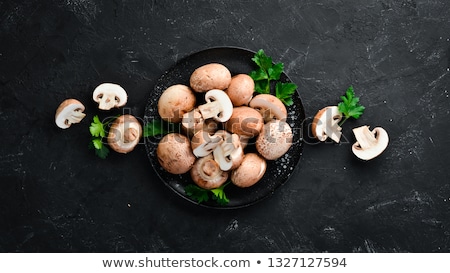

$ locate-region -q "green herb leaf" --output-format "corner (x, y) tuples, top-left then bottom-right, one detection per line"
(337, 86), (365, 125)
(89, 115), (105, 138)
(143, 119), (175, 137)
(95, 144), (109, 159)
(275, 82), (297, 106)
(185, 184), (210, 204)
(91, 138), (103, 150)
(210, 182), (230, 205)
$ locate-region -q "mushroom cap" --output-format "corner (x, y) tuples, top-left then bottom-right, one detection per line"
(249, 94), (287, 122)
(256, 119), (293, 160)
(226, 74), (255, 106)
(107, 115), (142, 154)
(352, 125), (389, 160)
(198, 89), (233, 122)
(157, 133), (195, 174)
(231, 153), (267, 188)
(55, 99), (86, 129)
(190, 63), (232, 92)
(191, 130), (223, 158)
(225, 106), (264, 138)
(190, 154), (229, 190)
(311, 106), (342, 143)
(158, 84), (196, 123)
(93, 83), (128, 110)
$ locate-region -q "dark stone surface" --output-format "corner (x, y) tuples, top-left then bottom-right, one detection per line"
(1, 0), (449, 252)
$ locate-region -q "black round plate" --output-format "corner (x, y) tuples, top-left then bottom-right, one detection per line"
(144, 46), (305, 209)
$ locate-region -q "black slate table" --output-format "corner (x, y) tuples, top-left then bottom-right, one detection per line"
(1, 0), (449, 252)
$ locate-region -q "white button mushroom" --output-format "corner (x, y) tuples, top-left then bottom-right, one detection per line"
(249, 94), (287, 123)
(107, 115), (142, 154)
(212, 130), (244, 171)
(190, 154), (229, 190)
(231, 153), (267, 188)
(352, 125), (389, 160)
(55, 99), (86, 129)
(92, 83), (128, 110)
(311, 106), (343, 143)
(197, 89), (233, 123)
(157, 133), (196, 174)
(256, 119), (293, 160)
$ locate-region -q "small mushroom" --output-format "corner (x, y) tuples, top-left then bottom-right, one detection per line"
(191, 130), (223, 158)
(158, 84), (196, 123)
(213, 130), (244, 171)
(249, 94), (287, 123)
(256, 119), (293, 160)
(190, 154), (229, 190)
(311, 106), (343, 143)
(55, 99), (86, 129)
(352, 125), (389, 160)
(226, 74), (255, 106)
(107, 115), (142, 154)
(93, 83), (128, 110)
(225, 106), (264, 138)
(157, 133), (196, 174)
(197, 89), (233, 122)
(231, 153), (267, 188)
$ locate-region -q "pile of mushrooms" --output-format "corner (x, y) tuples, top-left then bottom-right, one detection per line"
(156, 63), (294, 191)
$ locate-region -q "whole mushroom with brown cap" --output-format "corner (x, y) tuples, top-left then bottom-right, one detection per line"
(212, 130), (244, 171)
(249, 94), (287, 123)
(256, 119), (293, 160)
(158, 84), (196, 123)
(190, 154), (229, 190)
(157, 133), (196, 174)
(107, 115), (142, 154)
(225, 106), (264, 138)
(190, 63), (232, 92)
(93, 83), (128, 110)
(55, 99), (86, 129)
(352, 125), (389, 160)
(311, 106), (343, 143)
(226, 74), (255, 106)
(231, 153), (267, 188)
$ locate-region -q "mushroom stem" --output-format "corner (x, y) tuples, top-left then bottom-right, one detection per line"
(68, 110), (86, 124)
(352, 126), (377, 150)
(198, 100), (222, 120)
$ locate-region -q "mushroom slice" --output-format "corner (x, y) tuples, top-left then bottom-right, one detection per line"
(55, 99), (86, 129)
(311, 106), (343, 143)
(213, 130), (244, 171)
(352, 125), (389, 160)
(190, 154), (229, 190)
(93, 83), (128, 110)
(107, 115), (142, 154)
(231, 153), (267, 188)
(197, 89), (233, 122)
(191, 130), (223, 158)
(157, 133), (195, 174)
(249, 94), (287, 123)
(256, 120), (293, 160)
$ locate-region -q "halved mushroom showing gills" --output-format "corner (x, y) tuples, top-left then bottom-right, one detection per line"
(157, 133), (196, 174)
(197, 89), (233, 122)
(249, 94), (287, 123)
(107, 115), (142, 154)
(93, 83), (128, 110)
(352, 125), (389, 160)
(55, 99), (86, 129)
(311, 106), (343, 143)
(190, 154), (229, 190)
(191, 130), (223, 158)
(213, 130), (244, 171)
(231, 153), (267, 188)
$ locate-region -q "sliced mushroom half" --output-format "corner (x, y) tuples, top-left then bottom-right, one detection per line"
(107, 115), (142, 154)
(55, 99), (86, 129)
(93, 83), (128, 110)
(197, 89), (233, 122)
(213, 130), (244, 171)
(191, 130), (223, 158)
(311, 106), (343, 143)
(352, 125), (389, 160)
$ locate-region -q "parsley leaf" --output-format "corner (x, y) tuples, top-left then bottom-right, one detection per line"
(89, 115), (105, 137)
(249, 49), (298, 106)
(185, 182), (231, 205)
(89, 115), (117, 159)
(337, 86), (365, 125)
(143, 119), (175, 138)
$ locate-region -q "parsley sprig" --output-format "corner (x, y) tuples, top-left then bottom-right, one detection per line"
(89, 115), (117, 159)
(143, 118), (175, 138)
(185, 181), (231, 205)
(337, 86), (365, 126)
(249, 49), (298, 106)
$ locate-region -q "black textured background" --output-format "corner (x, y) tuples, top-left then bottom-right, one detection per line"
(1, 0), (449, 252)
